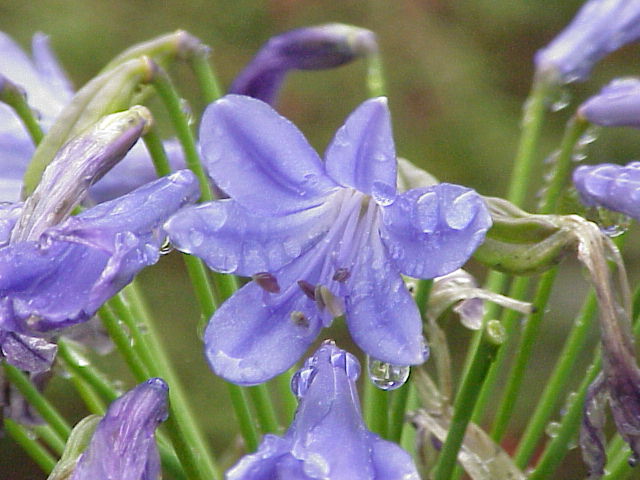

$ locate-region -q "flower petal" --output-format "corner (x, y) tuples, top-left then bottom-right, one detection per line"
(0, 332), (57, 373)
(370, 436), (421, 480)
(199, 94), (336, 215)
(226, 435), (295, 480)
(345, 234), (426, 366)
(325, 97), (397, 205)
(70, 378), (168, 480)
(31, 33), (74, 102)
(0, 170), (199, 332)
(165, 197), (335, 276)
(381, 184), (492, 278)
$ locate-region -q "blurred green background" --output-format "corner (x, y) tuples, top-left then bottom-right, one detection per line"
(2, 0), (640, 478)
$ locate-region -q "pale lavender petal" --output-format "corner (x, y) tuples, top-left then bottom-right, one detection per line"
(381, 184), (492, 278)
(573, 162), (640, 220)
(226, 435), (295, 479)
(535, 0), (640, 83)
(325, 97), (397, 205)
(345, 234), (426, 366)
(0, 202), (22, 245)
(31, 33), (74, 102)
(579, 78), (640, 128)
(70, 378), (168, 480)
(199, 95), (336, 216)
(165, 197), (335, 276)
(370, 437), (421, 480)
(0, 170), (199, 332)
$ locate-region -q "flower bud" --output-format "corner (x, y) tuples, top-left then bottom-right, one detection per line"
(578, 78), (640, 128)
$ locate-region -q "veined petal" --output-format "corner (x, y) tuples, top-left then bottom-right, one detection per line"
(0, 170), (199, 332)
(199, 94), (336, 215)
(345, 233), (426, 366)
(325, 97), (397, 205)
(1, 332), (57, 373)
(70, 378), (168, 480)
(204, 281), (322, 385)
(381, 184), (491, 278)
(165, 197), (335, 276)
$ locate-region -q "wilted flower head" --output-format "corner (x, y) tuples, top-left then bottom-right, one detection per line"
(165, 94), (491, 385)
(68, 378), (169, 480)
(573, 161), (640, 221)
(227, 341), (420, 480)
(229, 23), (378, 104)
(534, 0), (640, 83)
(578, 78), (640, 128)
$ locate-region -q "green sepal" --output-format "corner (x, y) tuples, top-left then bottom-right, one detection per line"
(46, 415), (101, 480)
(474, 197), (577, 275)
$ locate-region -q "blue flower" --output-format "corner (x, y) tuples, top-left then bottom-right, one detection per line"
(70, 378), (169, 480)
(578, 78), (640, 128)
(230, 23), (377, 104)
(534, 0), (640, 83)
(573, 161), (640, 221)
(165, 94), (491, 385)
(227, 342), (420, 480)
(0, 31), (185, 204)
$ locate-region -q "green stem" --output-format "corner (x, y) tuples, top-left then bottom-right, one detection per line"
(514, 291), (597, 467)
(33, 424), (66, 456)
(4, 419), (56, 473)
(527, 358), (601, 480)
(190, 50), (223, 103)
(227, 383), (260, 451)
(0, 78), (45, 144)
(2, 363), (71, 440)
(432, 326), (502, 480)
(490, 268), (558, 442)
(367, 53), (386, 98)
(248, 385), (281, 434)
(68, 374), (106, 415)
(400, 382), (419, 453)
(143, 126), (172, 176)
(150, 65), (213, 202)
(364, 378), (389, 438)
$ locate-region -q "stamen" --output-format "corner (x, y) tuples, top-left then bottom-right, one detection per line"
(297, 280), (316, 300)
(332, 267), (351, 282)
(290, 310), (309, 328)
(252, 272), (281, 293)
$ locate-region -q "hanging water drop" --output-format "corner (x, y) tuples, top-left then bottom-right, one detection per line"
(550, 88), (571, 112)
(179, 98), (195, 126)
(545, 421), (561, 438)
(594, 207), (631, 237)
(367, 356), (410, 390)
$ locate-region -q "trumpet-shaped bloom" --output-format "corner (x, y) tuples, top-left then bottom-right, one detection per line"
(227, 342), (420, 480)
(70, 378), (169, 480)
(534, 0), (640, 83)
(578, 78), (640, 128)
(230, 23), (377, 104)
(573, 161), (640, 220)
(165, 94), (491, 385)
(0, 170), (199, 370)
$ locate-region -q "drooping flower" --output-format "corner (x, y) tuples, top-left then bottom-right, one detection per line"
(534, 0), (640, 83)
(577, 78), (640, 128)
(573, 161), (640, 221)
(227, 341), (420, 480)
(68, 378), (169, 480)
(230, 23), (378, 104)
(0, 108), (200, 372)
(165, 94), (491, 385)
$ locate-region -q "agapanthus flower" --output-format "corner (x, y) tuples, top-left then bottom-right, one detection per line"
(69, 378), (169, 480)
(165, 94), (491, 385)
(534, 0), (640, 83)
(230, 23), (378, 104)
(578, 78), (640, 128)
(0, 108), (199, 372)
(573, 161), (640, 221)
(0, 30), (185, 204)
(227, 341), (420, 480)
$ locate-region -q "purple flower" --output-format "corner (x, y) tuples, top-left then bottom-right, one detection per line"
(230, 23), (378, 105)
(573, 161), (640, 220)
(227, 342), (420, 480)
(534, 0), (640, 83)
(165, 94), (491, 385)
(578, 78), (640, 128)
(0, 31), (185, 204)
(70, 378), (169, 480)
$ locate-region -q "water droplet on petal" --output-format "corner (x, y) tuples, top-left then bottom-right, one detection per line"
(290, 365), (316, 398)
(367, 356), (410, 390)
(371, 181), (396, 206)
(159, 238), (174, 255)
(415, 191), (439, 233)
